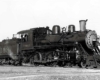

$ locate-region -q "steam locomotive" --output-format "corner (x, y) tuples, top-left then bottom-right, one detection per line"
(0, 20), (100, 68)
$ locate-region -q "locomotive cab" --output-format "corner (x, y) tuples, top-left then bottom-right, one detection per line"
(17, 27), (52, 50)
(17, 29), (33, 50)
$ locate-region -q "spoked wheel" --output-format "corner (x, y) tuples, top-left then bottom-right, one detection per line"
(49, 61), (58, 67)
(76, 43), (89, 68)
(57, 61), (66, 67)
(46, 51), (58, 67)
(78, 55), (87, 68)
(33, 52), (42, 66)
(46, 52), (53, 61)
(80, 59), (87, 68)
(13, 60), (21, 66)
(30, 57), (34, 66)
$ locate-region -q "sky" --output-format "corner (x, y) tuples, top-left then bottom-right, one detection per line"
(0, 0), (100, 41)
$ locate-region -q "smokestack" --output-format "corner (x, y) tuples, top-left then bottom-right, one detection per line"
(79, 19), (88, 31)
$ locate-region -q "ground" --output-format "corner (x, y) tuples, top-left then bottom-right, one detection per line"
(0, 65), (100, 80)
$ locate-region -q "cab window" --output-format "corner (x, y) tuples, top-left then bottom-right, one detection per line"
(21, 34), (28, 42)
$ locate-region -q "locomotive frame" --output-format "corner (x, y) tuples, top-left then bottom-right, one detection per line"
(0, 20), (100, 68)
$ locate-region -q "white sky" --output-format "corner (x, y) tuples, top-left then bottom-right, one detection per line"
(0, 0), (100, 41)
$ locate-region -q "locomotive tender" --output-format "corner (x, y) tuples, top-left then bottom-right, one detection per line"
(0, 20), (100, 68)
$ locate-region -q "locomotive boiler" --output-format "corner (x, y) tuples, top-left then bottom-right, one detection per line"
(0, 20), (100, 68)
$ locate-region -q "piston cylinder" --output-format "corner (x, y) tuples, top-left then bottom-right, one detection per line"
(52, 25), (60, 34)
(68, 25), (75, 32)
(79, 19), (87, 31)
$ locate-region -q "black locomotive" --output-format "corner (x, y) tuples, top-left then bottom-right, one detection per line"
(0, 20), (100, 68)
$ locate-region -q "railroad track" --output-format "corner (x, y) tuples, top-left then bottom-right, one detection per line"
(0, 66), (100, 80)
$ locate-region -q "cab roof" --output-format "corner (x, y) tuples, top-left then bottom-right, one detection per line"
(17, 29), (30, 34)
